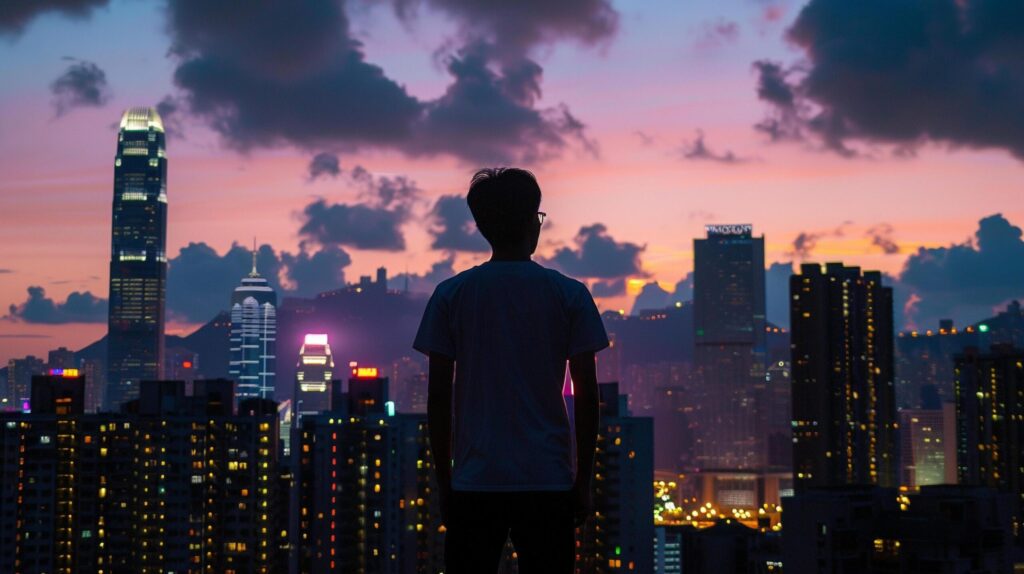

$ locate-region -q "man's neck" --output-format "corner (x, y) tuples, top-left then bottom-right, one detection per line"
(489, 249), (531, 262)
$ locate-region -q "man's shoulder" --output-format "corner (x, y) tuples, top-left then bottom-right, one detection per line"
(534, 263), (589, 295)
(431, 266), (479, 296)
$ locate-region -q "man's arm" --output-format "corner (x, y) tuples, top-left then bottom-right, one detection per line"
(426, 351), (455, 524)
(569, 351), (599, 526)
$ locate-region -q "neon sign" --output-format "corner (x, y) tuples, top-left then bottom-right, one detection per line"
(49, 368), (79, 378)
(706, 224), (752, 237)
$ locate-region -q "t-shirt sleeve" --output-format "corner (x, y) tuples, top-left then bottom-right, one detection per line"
(413, 288), (456, 358)
(568, 283), (610, 357)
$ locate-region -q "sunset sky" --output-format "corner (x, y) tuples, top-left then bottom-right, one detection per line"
(2, 0), (1024, 364)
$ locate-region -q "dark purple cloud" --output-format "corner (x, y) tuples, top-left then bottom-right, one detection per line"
(545, 224), (644, 279)
(413, 42), (595, 164)
(680, 129), (748, 163)
(392, 0), (618, 58)
(786, 221), (851, 259)
(867, 223), (900, 255)
(6, 286), (106, 324)
(299, 166), (422, 251)
(50, 59), (111, 116)
(897, 213), (1024, 328)
(754, 0), (1024, 159)
(165, 0), (606, 164)
(167, 241), (354, 322)
(308, 152), (341, 181)
(0, 0), (108, 35)
(592, 278), (626, 298)
(428, 194), (489, 253)
(280, 244), (352, 297)
(299, 200), (409, 252)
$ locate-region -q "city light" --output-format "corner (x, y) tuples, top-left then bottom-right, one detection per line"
(304, 333), (328, 346)
(48, 368), (79, 378)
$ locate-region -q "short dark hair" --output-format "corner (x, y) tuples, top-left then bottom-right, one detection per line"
(466, 168), (542, 248)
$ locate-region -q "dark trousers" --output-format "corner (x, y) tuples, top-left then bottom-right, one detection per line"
(445, 490), (575, 574)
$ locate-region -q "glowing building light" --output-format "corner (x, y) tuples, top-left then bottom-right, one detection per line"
(48, 368), (80, 378)
(304, 333), (329, 346)
(354, 367), (379, 378)
(978, 324), (989, 333)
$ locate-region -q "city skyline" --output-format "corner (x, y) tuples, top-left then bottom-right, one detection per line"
(3, 0), (1024, 363)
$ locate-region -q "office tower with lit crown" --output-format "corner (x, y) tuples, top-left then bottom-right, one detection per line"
(106, 107), (168, 410)
(294, 334), (334, 425)
(692, 224), (766, 469)
(954, 345), (1024, 546)
(790, 263), (897, 490)
(576, 383), (654, 574)
(297, 368), (442, 574)
(230, 249), (278, 401)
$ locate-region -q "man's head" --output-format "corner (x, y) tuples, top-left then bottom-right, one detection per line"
(467, 168), (543, 255)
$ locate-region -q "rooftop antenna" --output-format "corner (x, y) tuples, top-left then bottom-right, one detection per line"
(249, 237), (259, 277)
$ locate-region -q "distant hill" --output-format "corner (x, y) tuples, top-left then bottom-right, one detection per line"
(74, 311), (231, 380)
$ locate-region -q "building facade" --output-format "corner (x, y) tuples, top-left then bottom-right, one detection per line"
(294, 334), (335, 426)
(106, 107), (168, 410)
(692, 224), (766, 470)
(790, 263), (897, 490)
(229, 252), (278, 401)
(296, 372), (441, 573)
(576, 383), (654, 574)
(0, 377), (288, 574)
(783, 485), (1013, 574)
(954, 345), (1024, 546)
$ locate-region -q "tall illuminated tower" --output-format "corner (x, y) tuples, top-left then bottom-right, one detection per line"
(294, 334), (334, 425)
(229, 247), (277, 401)
(790, 263), (896, 490)
(692, 224), (766, 469)
(105, 107), (168, 410)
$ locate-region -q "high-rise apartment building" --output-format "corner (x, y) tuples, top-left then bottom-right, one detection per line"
(294, 334), (335, 425)
(692, 224), (766, 469)
(296, 374), (441, 573)
(5, 355), (45, 411)
(954, 345), (1024, 546)
(106, 107), (168, 409)
(576, 383), (654, 574)
(790, 263), (897, 490)
(899, 406), (956, 489)
(0, 377), (288, 573)
(230, 250), (278, 401)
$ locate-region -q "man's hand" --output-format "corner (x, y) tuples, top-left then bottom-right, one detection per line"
(572, 480), (593, 527)
(569, 351), (599, 528)
(427, 352), (455, 528)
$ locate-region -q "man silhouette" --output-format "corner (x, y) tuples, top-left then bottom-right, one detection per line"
(414, 168), (608, 573)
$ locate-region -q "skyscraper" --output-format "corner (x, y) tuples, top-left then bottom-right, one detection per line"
(576, 383), (654, 574)
(230, 248), (278, 401)
(294, 334), (334, 425)
(790, 263), (897, 490)
(296, 376), (442, 573)
(0, 378), (289, 573)
(106, 107), (168, 410)
(954, 345), (1024, 546)
(692, 224), (766, 469)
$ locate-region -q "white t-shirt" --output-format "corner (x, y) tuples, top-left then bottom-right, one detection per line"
(413, 260), (609, 492)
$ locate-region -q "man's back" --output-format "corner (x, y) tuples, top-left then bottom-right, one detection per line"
(414, 260), (607, 490)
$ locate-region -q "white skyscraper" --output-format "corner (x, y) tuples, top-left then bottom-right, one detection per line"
(229, 248), (277, 400)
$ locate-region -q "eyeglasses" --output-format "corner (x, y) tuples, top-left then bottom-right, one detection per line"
(537, 211), (547, 225)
